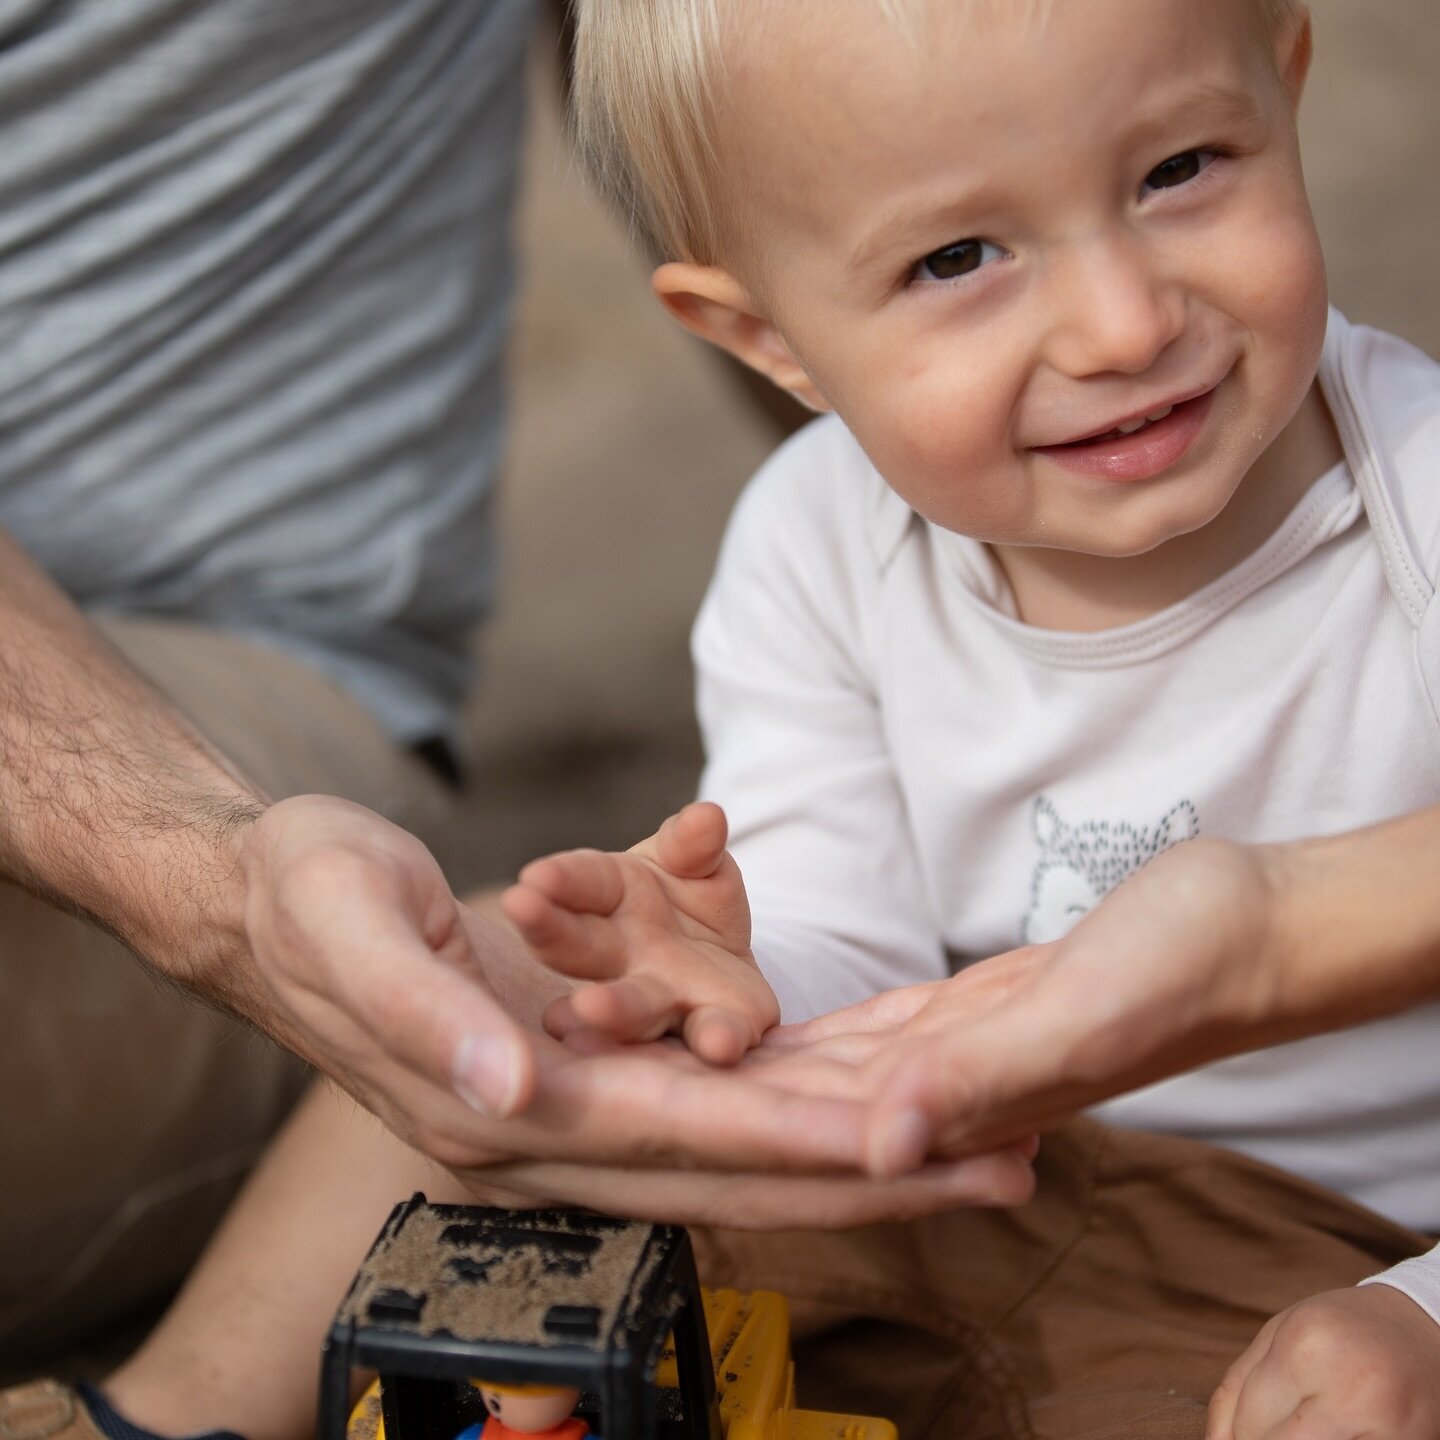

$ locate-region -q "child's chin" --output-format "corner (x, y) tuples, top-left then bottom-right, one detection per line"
(1068, 501), (1230, 562)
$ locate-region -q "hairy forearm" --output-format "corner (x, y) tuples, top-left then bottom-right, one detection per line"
(1265, 807), (1440, 1029)
(0, 529), (266, 990)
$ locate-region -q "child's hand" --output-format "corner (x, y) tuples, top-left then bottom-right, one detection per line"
(1206, 1285), (1440, 1440)
(500, 802), (778, 1065)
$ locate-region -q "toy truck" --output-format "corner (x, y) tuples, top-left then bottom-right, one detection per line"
(321, 1196), (895, 1440)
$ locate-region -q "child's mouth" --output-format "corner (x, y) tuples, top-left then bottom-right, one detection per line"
(1032, 388), (1218, 482)
(1078, 403), (1177, 444)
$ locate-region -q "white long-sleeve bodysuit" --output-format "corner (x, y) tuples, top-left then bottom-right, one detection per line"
(693, 310), (1440, 1313)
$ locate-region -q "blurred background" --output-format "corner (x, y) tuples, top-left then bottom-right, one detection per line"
(451, 0), (1440, 888)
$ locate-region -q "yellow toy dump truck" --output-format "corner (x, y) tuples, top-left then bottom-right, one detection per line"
(322, 1196), (894, 1440)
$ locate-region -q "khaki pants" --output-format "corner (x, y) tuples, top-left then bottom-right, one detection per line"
(0, 617), (455, 1360)
(695, 1119), (1433, 1440)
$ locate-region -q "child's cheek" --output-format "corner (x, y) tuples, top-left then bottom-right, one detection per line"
(1214, 166), (1328, 356)
(1245, 215), (1325, 328)
(864, 368), (1018, 536)
(1236, 212), (1329, 429)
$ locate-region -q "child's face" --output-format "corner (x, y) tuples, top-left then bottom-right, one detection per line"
(664, 0), (1331, 571)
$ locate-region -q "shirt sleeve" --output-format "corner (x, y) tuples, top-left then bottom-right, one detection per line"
(692, 426), (948, 1023)
(1358, 1241), (1440, 1327)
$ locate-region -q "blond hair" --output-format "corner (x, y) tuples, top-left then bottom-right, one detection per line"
(572, 0), (1302, 266)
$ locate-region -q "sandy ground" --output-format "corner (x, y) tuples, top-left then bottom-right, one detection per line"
(454, 0), (1440, 886)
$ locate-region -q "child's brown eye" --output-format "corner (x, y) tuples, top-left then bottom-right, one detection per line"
(1145, 150), (1207, 191)
(916, 238), (1004, 283)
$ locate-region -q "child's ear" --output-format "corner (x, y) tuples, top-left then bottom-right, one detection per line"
(652, 263), (831, 413)
(1274, 5), (1314, 112)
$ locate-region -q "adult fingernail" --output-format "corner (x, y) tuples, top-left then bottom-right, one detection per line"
(868, 1106), (931, 1178)
(453, 1034), (523, 1117)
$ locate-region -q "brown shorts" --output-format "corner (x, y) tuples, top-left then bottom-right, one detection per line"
(0, 616), (455, 1361)
(693, 1118), (1432, 1440)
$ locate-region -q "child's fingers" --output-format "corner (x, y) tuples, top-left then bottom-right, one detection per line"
(1205, 1314), (1282, 1440)
(1226, 1363), (1306, 1440)
(635, 801), (729, 880)
(558, 1028), (691, 1060)
(543, 993), (687, 1046)
(564, 973), (686, 1043)
(543, 991), (587, 1040)
(500, 884), (629, 979)
(514, 849), (626, 916)
(548, 987), (767, 1067)
(683, 1004), (763, 1066)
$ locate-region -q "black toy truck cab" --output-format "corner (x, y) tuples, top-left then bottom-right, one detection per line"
(320, 1197), (895, 1440)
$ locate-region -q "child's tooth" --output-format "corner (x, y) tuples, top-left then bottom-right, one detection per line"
(1116, 418), (1148, 435)
(1146, 404), (1175, 423)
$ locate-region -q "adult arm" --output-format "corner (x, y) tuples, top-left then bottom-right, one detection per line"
(0, 526), (266, 985)
(1, 529), (929, 1198)
(0, 526), (545, 1115)
(763, 812), (1440, 1171)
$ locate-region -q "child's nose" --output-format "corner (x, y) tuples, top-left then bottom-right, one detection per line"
(1043, 233), (1186, 379)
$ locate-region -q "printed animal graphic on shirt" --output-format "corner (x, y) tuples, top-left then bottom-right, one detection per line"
(1021, 795), (1200, 944)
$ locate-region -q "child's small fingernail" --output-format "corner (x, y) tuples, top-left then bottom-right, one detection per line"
(453, 1033), (524, 1118)
(868, 1106), (931, 1177)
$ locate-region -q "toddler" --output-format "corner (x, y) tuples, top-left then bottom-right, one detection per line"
(512, 0), (1440, 1431)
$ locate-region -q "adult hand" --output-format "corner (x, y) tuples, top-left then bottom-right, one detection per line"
(827, 823), (1440, 1174)
(767, 838), (1299, 1174)
(233, 795), (1038, 1221)
(1206, 1285), (1440, 1440)
(231, 794), (542, 1120)
(471, 1146), (1035, 1230)
(861, 837), (1303, 1172)
(453, 1028), (1037, 1228)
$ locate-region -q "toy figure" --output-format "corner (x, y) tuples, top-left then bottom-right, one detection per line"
(456, 1380), (590, 1440)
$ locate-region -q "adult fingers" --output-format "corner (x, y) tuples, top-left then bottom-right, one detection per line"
(244, 798), (545, 1120)
(348, 1029), (879, 1178)
(865, 968), (1139, 1171)
(376, 1014), (933, 1178)
(565, 1028), (883, 1102)
(530, 1052), (876, 1172)
(275, 873), (538, 1120)
(382, 1037), (870, 1175)
(759, 1029), (893, 1067)
(761, 983), (945, 1047)
(769, 952), (1042, 1054)
(471, 1145), (1037, 1230)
